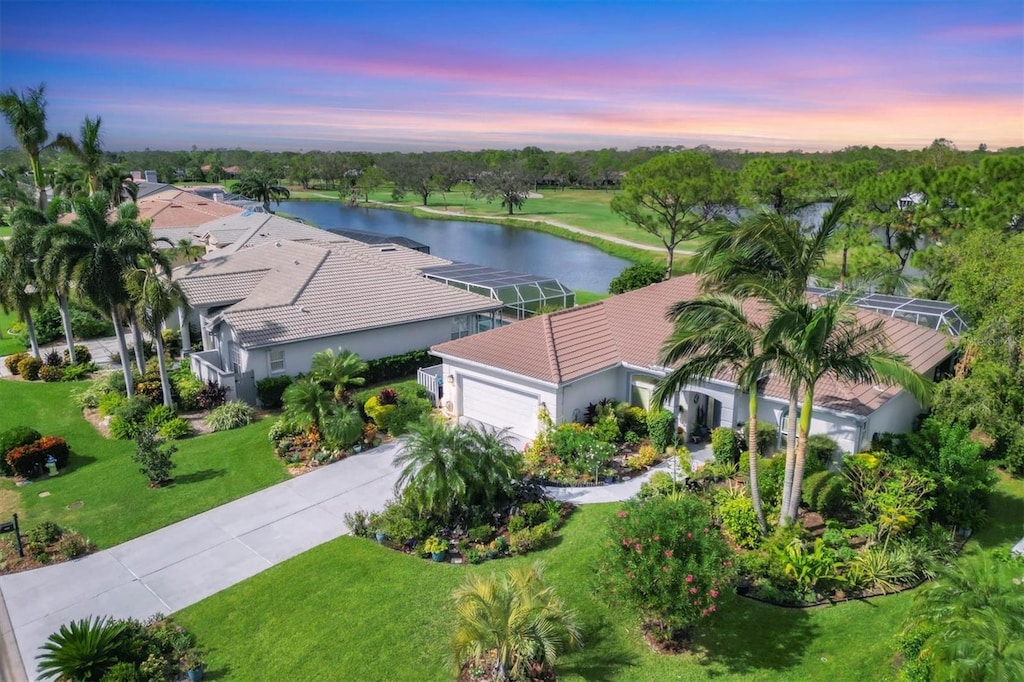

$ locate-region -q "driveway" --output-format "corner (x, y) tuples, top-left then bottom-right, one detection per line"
(0, 441), (405, 681)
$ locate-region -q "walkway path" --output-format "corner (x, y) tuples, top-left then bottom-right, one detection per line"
(0, 436), (712, 680)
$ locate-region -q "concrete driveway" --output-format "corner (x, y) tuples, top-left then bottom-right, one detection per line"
(0, 440), (405, 681)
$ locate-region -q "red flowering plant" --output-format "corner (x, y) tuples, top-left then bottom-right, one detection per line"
(605, 494), (734, 642)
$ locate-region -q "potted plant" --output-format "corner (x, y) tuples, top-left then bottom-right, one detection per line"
(424, 535), (449, 562)
(374, 530), (387, 544)
(181, 647), (207, 682)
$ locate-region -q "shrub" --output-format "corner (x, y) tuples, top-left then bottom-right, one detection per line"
(756, 421), (778, 456)
(637, 471), (678, 499)
(806, 434), (839, 471)
(592, 411), (620, 444)
(197, 380), (227, 410)
(467, 524), (495, 543)
(509, 522), (555, 554)
(343, 509), (373, 538)
(57, 534), (90, 560)
(0, 426), (41, 475)
(160, 327), (181, 357)
(172, 368), (204, 411)
(363, 348), (433, 385)
(29, 520), (65, 545)
(5, 436), (69, 478)
(205, 400), (255, 431)
(608, 261), (665, 294)
(711, 427), (741, 464)
(626, 444), (658, 472)
(143, 405), (176, 430)
(4, 352), (28, 374)
(363, 394), (395, 426)
(256, 375), (293, 409)
(44, 349), (64, 367)
(758, 456), (787, 509)
(605, 494), (734, 640)
(718, 495), (763, 549)
(109, 396), (153, 440)
(62, 364), (96, 381)
(801, 470), (846, 515)
(381, 394), (432, 435)
(615, 404), (648, 438)
(133, 427), (176, 486)
(775, 538), (843, 597)
(97, 392), (126, 417)
(377, 387), (399, 405)
(157, 417), (193, 441)
(17, 356), (43, 380)
(64, 345), (92, 366)
(647, 408), (675, 453)
(70, 377), (107, 409)
(846, 545), (917, 593)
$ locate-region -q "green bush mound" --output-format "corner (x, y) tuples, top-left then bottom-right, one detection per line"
(0, 425), (42, 476)
(801, 470), (846, 515)
(360, 382), (431, 435)
(256, 375), (293, 409)
(205, 401), (256, 432)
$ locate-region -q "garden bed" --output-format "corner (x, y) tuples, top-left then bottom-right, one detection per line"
(0, 522), (95, 575)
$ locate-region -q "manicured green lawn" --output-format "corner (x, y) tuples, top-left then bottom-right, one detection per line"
(574, 290), (611, 306)
(179, 503), (913, 681)
(0, 225), (11, 238)
(0, 380), (289, 547)
(0, 309), (25, 356)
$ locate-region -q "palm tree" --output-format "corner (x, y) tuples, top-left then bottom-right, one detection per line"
(0, 218), (43, 359)
(0, 83), (50, 212)
(52, 116), (105, 196)
(36, 616), (126, 682)
(233, 170), (290, 211)
(653, 295), (776, 532)
(99, 162), (138, 206)
(282, 378), (334, 440)
(692, 196), (856, 523)
(452, 563), (582, 681)
(902, 553), (1024, 681)
(394, 417), (471, 518)
(767, 295), (931, 522)
(308, 347), (367, 403)
(39, 192), (151, 395)
(125, 255), (183, 407)
(463, 425), (520, 510)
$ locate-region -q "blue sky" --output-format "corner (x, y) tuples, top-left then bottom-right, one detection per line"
(1, 0), (1021, 151)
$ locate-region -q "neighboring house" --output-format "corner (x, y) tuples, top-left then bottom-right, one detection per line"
(172, 238), (502, 403)
(430, 275), (955, 453)
(134, 186), (245, 230)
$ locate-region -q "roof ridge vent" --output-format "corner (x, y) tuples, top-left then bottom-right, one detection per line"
(297, 305), (308, 313)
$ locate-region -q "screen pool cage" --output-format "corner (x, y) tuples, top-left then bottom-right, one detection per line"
(808, 286), (969, 336)
(420, 262), (575, 319)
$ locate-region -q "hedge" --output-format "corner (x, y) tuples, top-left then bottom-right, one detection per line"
(5, 436), (70, 478)
(801, 470), (846, 515)
(0, 426), (42, 477)
(256, 375), (293, 408)
(364, 349), (434, 385)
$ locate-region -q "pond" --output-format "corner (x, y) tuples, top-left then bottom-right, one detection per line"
(275, 201), (632, 293)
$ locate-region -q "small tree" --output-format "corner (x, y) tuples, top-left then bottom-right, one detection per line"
(472, 164), (531, 215)
(605, 493), (733, 642)
(608, 261), (665, 294)
(133, 426), (176, 487)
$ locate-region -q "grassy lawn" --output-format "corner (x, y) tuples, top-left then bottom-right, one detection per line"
(179, 503), (914, 681)
(0, 309), (25, 356)
(0, 225), (11, 238)
(0, 380), (289, 547)
(574, 290), (611, 306)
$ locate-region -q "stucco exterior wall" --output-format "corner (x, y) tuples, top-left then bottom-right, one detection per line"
(558, 368), (624, 423)
(864, 390), (926, 448)
(439, 359), (558, 431)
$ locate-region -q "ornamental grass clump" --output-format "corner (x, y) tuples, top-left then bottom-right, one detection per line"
(605, 493), (734, 644)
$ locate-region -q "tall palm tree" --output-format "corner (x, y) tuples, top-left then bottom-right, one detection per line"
(393, 417), (471, 519)
(308, 347), (367, 403)
(233, 170), (290, 211)
(52, 116), (105, 196)
(767, 295), (931, 522)
(99, 163), (138, 207)
(452, 563), (582, 682)
(125, 255), (183, 407)
(902, 553), (1024, 681)
(0, 218), (43, 359)
(282, 378), (335, 440)
(653, 295), (777, 532)
(39, 192), (151, 395)
(0, 83), (50, 212)
(692, 196), (856, 523)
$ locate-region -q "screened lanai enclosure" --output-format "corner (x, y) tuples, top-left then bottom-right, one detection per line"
(420, 262), (575, 320)
(808, 286), (969, 336)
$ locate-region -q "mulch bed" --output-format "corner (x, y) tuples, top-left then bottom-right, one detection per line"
(642, 622), (694, 655)
(457, 659), (556, 681)
(0, 531), (96, 576)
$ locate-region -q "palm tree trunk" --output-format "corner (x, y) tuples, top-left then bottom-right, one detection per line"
(56, 289), (76, 364)
(747, 391), (767, 533)
(779, 383), (800, 525)
(112, 305), (135, 397)
(30, 154), (47, 213)
(129, 311), (146, 374)
(786, 391), (815, 522)
(153, 323), (173, 408)
(22, 305), (40, 360)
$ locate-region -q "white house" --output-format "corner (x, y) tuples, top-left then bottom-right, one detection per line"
(173, 238), (502, 402)
(430, 275), (955, 454)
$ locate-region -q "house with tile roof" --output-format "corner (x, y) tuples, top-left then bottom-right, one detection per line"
(173, 238), (502, 403)
(430, 275), (955, 454)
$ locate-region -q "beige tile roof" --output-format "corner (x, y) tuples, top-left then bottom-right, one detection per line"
(174, 240), (501, 349)
(137, 188), (244, 229)
(432, 275), (953, 416)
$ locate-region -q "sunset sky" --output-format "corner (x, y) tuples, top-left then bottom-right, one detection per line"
(1, 0), (1021, 152)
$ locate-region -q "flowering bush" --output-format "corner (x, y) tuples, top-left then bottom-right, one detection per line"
(605, 493), (734, 641)
(5, 436), (70, 478)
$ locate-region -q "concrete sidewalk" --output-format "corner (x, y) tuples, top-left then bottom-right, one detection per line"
(0, 441), (405, 681)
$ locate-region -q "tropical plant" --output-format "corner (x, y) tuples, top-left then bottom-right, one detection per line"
(38, 193), (153, 396)
(899, 552), (1024, 681)
(308, 347), (367, 403)
(233, 170), (290, 211)
(0, 83), (50, 211)
(52, 116), (106, 196)
(0, 212), (44, 358)
(281, 377), (362, 449)
(36, 616), (126, 681)
(452, 563), (582, 681)
(125, 253), (184, 407)
(205, 401), (256, 431)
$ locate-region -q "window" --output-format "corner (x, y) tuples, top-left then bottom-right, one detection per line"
(229, 345), (242, 374)
(451, 315), (470, 340)
(269, 348), (285, 374)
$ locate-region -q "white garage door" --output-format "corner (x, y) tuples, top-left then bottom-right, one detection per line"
(461, 378), (539, 438)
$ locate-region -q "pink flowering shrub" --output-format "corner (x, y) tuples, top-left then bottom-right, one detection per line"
(605, 494), (734, 641)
